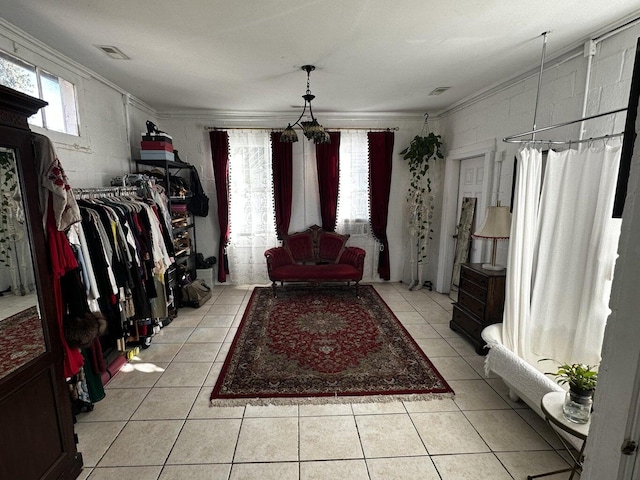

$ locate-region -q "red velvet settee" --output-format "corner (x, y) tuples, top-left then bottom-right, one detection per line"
(264, 225), (366, 297)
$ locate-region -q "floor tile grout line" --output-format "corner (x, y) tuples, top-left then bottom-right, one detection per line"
(351, 404), (371, 475)
(81, 282), (564, 476)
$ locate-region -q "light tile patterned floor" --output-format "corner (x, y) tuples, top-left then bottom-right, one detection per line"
(76, 283), (573, 480)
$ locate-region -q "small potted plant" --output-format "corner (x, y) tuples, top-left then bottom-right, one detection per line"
(546, 362), (598, 424)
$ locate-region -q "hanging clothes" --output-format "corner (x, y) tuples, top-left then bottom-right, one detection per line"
(45, 199), (84, 377)
(32, 133), (81, 231)
(32, 133), (85, 378)
(71, 189), (175, 357)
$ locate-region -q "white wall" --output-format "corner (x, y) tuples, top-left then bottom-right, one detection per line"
(158, 113), (432, 283)
(437, 24), (640, 280)
(0, 19), (156, 188)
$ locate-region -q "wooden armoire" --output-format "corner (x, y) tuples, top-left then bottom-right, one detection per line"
(0, 85), (82, 479)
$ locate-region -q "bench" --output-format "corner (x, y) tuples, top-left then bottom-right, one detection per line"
(264, 225), (366, 297)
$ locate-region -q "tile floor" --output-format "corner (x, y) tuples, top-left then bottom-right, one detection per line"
(76, 283), (575, 480)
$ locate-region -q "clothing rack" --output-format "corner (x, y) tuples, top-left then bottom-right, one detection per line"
(74, 186), (140, 199)
(503, 107), (627, 145)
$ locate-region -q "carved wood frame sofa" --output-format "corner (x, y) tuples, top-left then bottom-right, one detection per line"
(264, 225), (366, 297)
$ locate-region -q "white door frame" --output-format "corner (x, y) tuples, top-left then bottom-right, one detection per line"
(436, 139), (496, 293)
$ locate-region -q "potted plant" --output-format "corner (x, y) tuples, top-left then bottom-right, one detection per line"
(546, 362), (598, 424)
(400, 131), (443, 289)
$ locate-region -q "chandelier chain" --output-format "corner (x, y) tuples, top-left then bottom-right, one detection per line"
(280, 65), (330, 144)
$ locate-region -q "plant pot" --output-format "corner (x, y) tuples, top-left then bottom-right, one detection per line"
(562, 388), (594, 424)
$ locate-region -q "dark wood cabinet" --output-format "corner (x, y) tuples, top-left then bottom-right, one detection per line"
(0, 85), (82, 479)
(450, 263), (506, 355)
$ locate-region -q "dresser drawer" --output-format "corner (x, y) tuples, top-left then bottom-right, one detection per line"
(451, 305), (482, 340)
(461, 265), (489, 289)
(460, 275), (487, 300)
(458, 290), (485, 319)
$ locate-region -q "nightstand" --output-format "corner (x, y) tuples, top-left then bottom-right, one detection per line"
(528, 391), (589, 480)
(450, 263), (506, 354)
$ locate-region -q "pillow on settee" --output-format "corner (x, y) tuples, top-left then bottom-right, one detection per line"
(284, 232), (314, 262)
(318, 232), (348, 263)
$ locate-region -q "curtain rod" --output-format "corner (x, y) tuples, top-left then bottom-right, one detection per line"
(204, 126), (399, 132)
(503, 107), (627, 144)
(503, 132), (624, 145)
(75, 186), (140, 199)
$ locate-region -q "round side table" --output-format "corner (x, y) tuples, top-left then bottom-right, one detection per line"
(527, 391), (590, 480)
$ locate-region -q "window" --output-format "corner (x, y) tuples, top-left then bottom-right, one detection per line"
(337, 130), (370, 224)
(0, 50), (79, 135)
(227, 130), (277, 284)
(336, 130), (380, 280)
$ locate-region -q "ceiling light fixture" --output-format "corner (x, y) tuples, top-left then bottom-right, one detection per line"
(280, 65), (330, 144)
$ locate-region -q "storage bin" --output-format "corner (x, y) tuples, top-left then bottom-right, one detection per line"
(196, 268), (214, 286)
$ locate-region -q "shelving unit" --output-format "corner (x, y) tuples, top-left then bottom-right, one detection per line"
(135, 159), (198, 305)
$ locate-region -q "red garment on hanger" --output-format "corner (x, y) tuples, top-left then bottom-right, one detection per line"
(46, 199), (84, 377)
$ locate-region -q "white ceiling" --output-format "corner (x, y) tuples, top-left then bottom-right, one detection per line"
(1, 1), (639, 115)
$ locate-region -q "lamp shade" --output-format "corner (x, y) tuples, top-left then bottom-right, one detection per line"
(474, 206), (511, 239)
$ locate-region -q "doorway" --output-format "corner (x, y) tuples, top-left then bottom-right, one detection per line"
(457, 156), (485, 263)
(436, 139), (496, 293)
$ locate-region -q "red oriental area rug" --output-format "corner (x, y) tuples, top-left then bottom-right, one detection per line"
(210, 286), (453, 406)
(0, 306), (45, 379)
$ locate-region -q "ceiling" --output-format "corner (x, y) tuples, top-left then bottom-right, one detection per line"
(1, 1), (639, 116)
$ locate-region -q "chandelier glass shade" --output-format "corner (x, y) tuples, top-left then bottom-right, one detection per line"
(281, 65), (330, 144)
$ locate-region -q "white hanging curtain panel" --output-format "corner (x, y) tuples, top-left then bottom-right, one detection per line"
(336, 130), (380, 281)
(502, 146), (542, 362)
(227, 130), (278, 285)
(504, 144), (621, 367)
(529, 145), (621, 365)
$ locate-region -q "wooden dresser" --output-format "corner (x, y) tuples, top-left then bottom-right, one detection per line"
(450, 263), (506, 355)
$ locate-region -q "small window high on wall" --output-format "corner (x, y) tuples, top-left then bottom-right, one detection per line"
(0, 50), (79, 136)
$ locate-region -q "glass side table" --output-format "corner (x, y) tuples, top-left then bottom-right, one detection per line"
(527, 391), (590, 480)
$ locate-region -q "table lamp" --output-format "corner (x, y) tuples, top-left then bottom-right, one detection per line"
(473, 205), (511, 271)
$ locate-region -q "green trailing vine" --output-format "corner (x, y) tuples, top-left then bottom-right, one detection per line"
(0, 149), (18, 266)
(400, 132), (444, 263)
(401, 133), (444, 194)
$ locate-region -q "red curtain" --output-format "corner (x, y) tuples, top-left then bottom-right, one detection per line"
(209, 130), (230, 282)
(315, 131), (341, 232)
(270, 132), (293, 239)
(368, 131), (394, 280)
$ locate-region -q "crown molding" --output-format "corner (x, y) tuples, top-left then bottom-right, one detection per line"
(0, 17), (156, 113)
(158, 109), (424, 124)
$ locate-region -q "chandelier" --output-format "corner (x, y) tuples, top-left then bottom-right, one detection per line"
(280, 65), (330, 144)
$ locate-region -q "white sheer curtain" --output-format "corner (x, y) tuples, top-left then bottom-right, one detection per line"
(336, 130), (380, 280)
(504, 144), (621, 367)
(227, 130), (278, 285)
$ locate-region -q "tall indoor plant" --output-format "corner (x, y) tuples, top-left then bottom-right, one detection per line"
(400, 130), (443, 289)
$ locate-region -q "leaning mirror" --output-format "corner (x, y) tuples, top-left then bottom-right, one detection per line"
(450, 197), (477, 302)
(0, 146), (43, 380)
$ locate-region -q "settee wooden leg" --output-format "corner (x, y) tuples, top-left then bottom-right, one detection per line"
(272, 282), (277, 298)
(355, 282), (360, 298)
